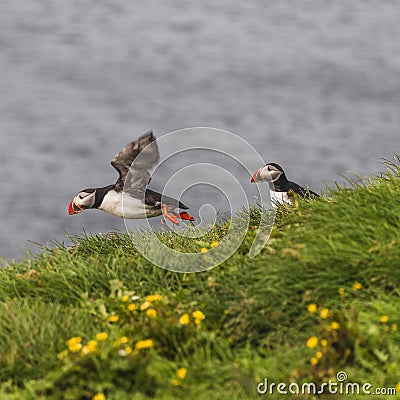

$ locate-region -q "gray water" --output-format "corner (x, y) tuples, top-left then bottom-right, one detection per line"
(1, 1), (400, 261)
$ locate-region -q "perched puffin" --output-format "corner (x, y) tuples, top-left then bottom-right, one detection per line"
(68, 131), (194, 225)
(251, 163), (319, 205)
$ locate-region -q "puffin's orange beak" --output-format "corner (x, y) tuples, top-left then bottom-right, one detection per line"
(68, 198), (82, 215)
(251, 169), (261, 183)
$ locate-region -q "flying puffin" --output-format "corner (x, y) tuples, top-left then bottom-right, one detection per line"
(251, 162), (319, 205)
(68, 130), (194, 225)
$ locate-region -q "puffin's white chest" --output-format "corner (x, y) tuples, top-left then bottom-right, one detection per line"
(98, 191), (162, 219)
(270, 190), (291, 207)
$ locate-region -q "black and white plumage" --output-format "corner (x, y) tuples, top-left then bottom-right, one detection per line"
(68, 131), (194, 224)
(251, 162), (319, 205)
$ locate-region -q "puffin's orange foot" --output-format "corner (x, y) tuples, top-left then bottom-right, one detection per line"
(179, 211), (194, 221)
(164, 213), (179, 225)
(162, 204), (179, 225)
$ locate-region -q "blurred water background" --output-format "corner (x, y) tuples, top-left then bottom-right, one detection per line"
(1, 1), (400, 261)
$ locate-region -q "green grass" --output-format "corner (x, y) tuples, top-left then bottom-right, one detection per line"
(0, 160), (400, 399)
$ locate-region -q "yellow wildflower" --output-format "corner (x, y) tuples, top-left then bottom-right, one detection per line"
(67, 336), (82, 345)
(352, 282), (362, 290)
(68, 342), (82, 353)
(96, 332), (108, 341)
(392, 324), (397, 331)
(319, 308), (329, 319)
(307, 303), (317, 313)
(316, 351), (323, 359)
(306, 336), (318, 349)
(192, 310), (205, 324)
(57, 350), (69, 360)
(119, 336), (129, 345)
(177, 367), (187, 379)
(128, 303), (137, 312)
(86, 340), (97, 352)
(201, 247), (208, 253)
(135, 339), (154, 350)
(121, 295), (129, 302)
(310, 357), (318, 365)
(67, 337), (82, 353)
(330, 321), (340, 330)
(179, 313), (190, 325)
(92, 393), (106, 400)
(210, 241), (219, 248)
(140, 301), (150, 311)
(82, 341), (97, 355)
(146, 309), (157, 318)
(125, 346), (132, 355)
(321, 339), (328, 347)
(171, 379), (180, 386)
(146, 294), (163, 302)
(380, 315), (389, 323)
(108, 315), (119, 323)
(338, 287), (345, 296)
(396, 382), (400, 392)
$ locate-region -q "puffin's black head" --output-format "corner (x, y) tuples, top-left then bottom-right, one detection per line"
(251, 163), (287, 183)
(68, 188), (97, 215)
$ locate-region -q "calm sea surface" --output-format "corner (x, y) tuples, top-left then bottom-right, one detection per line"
(1, 1), (400, 261)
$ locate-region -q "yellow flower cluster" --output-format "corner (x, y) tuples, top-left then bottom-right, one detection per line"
(146, 294), (163, 302)
(92, 393), (106, 400)
(146, 309), (157, 318)
(192, 310), (205, 325)
(380, 315), (389, 323)
(200, 241), (219, 253)
(108, 315), (119, 323)
(307, 303), (317, 313)
(140, 301), (151, 311)
(179, 310), (206, 326)
(306, 336), (318, 349)
(307, 337), (328, 365)
(176, 367), (187, 379)
(172, 367), (188, 386)
(119, 336), (129, 345)
(96, 332), (108, 341)
(179, 313), (190, 325)
(128, 303), (136, 312)
(135, 339), (154, 350)
(64, 334), (107, 357)
(67, 337), (83, 353)
(81, 340), (97, 355)
(319, 308), (329, 319)
(330, 321), (340, 330)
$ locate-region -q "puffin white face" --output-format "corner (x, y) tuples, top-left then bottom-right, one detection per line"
(251, 164), (283, 183)
(68, 189), (96, 215)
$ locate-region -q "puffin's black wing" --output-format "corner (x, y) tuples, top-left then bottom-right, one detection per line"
(144, 189), (189, 209)
(111, 130), (160, 193)
(288, 181), (319, 198)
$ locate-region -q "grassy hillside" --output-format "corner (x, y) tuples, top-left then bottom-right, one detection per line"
(0, 160), (399, 399)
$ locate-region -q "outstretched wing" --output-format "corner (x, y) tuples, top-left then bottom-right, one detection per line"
(111, 130), (160, 193)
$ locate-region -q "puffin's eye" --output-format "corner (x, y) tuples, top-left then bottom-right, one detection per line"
(267, 166), (271, 171)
